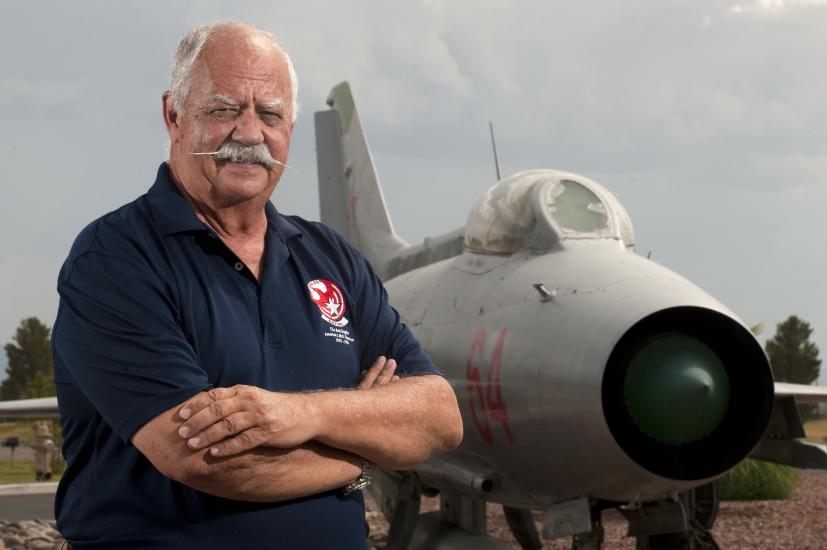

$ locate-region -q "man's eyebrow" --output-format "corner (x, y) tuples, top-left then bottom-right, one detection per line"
(208, 94), (242, 107)
(258, 99), (286, 112)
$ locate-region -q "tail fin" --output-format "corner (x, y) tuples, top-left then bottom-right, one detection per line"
(315, 82), (407, 279)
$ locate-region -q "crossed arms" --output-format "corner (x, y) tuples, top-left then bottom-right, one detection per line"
(132, 356), (463, 502)
(58, 242), (462, 502)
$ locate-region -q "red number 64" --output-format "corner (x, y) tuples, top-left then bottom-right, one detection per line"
(466, 328), (515, 445)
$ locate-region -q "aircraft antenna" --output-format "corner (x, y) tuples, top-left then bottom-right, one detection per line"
(489, 121), (501, 181)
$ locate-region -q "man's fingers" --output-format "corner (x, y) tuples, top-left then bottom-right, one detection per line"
(358, 356), (387, 389)
(178, 392), (215, 420)
(178, 396), (246, 439)
(375, 359), (397, 385)
(186, 412), (255, 450)
(359, 357), (400, 389)
(207, 429), (262, 458)
(178, 386), (237, 420)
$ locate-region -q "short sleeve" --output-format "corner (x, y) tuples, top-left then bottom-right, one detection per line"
(54, 251), (211, 444)
(342, 242), (441, 377)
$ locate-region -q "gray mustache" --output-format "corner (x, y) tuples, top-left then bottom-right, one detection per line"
(211, 141), (277, 167)
(189, 143), (297, 172)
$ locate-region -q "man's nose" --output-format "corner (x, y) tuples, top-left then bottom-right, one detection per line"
(231, 109), (264, 145)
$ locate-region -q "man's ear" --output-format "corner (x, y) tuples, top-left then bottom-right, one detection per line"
(162, 91), (180, 140)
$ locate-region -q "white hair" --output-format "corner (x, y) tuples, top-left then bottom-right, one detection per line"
(168, 21), (299, 122)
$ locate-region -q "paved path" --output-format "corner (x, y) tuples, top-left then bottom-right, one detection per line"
(0, 483), (57, 520)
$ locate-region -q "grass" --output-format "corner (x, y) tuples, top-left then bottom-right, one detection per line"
(804, 419), (827, 442)
(0, 420), (66, 480)
(0, 460), (60, 484)
(717, 459), (798, 501)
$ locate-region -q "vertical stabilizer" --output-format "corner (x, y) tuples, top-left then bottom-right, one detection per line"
(315, 82), (407, 280)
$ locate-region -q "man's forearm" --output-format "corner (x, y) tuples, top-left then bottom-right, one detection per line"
(176, 370), (464, 472)
(178, 441), (362, 502)
(132, 403), (362, 502)
(311, 375), (463, 469)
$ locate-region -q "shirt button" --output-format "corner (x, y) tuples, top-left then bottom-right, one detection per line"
(234, 262), (244, 272)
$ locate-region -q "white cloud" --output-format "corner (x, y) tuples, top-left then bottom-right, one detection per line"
(257, 2), (473, 127)
(1, 0), (826, 385)
(729, 0), (827, 15)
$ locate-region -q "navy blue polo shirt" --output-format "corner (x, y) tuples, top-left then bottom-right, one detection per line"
(52, 163), (439, 549)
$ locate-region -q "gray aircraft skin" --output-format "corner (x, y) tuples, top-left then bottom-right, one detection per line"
(3, 81), (827, 548)
(313, 82), (827, 547)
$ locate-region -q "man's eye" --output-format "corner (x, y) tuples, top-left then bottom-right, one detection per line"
(210, 109), (238, 120)
(260, 112), (284, 125)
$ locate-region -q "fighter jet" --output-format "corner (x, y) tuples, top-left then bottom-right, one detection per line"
(313, 82), (827, 549)
(2, 81), (827, 549)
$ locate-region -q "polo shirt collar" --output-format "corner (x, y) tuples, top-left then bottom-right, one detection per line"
(266, 201), (302, 241)
(147, 163), (302, 242)
(147, 163), (210, 236)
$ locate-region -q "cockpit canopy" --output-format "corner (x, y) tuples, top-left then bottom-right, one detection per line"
(464, 170), (635, 254)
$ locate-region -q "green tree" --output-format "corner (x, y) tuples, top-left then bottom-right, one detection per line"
(1, 317), (54, 400)
(765, 315), (822, 419)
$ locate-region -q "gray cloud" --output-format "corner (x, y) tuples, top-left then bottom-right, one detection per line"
(0, 77), (85, 118)
(1, 0), (825, 383)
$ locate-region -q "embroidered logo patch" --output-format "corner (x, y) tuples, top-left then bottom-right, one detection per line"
(307, 279), (349, 328)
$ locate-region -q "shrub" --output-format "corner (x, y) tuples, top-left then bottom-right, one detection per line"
(717, 459), (797, 501)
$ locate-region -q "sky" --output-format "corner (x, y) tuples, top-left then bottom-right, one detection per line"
(1, 0), (825, 384)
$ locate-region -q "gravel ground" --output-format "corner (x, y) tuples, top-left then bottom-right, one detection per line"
(0, 520), (62, 550)
(366, 470), (827, 549)
(2, 471), (821, 549)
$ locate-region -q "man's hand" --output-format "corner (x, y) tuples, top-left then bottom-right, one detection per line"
(132, 404), (363, 502)
(358, 355), (399, 389)
(178, 356), (399, 457)
(175, 355), (462, 469)
(177, 385), (317, 456)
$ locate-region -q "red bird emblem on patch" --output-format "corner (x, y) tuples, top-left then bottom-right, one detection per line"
(307, 279), (348, 326)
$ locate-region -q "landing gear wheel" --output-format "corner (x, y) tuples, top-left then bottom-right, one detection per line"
(636, 483), (720, 550)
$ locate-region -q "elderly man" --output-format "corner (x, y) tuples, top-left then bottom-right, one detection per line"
(53, 21), (462, 549)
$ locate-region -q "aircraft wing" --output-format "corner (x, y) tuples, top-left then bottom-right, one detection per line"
(750, 383), (827, 469)
(0, 383), (822, 422)
(773, 382), (827, 403)
(0, 397), (59, 419)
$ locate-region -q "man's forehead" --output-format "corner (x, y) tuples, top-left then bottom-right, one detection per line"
(184, 30), (293, 114)
(195, 53), (291, 97)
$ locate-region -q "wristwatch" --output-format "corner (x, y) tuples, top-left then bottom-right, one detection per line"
(343, 458), (373, 495)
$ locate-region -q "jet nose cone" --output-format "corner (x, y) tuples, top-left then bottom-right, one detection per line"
(683, 366), (716, 396)
(623, 334), (730, 446)
(603, 307), (773, 481)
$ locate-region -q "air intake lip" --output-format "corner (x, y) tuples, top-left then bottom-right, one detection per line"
(602, 307), (774, 481)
